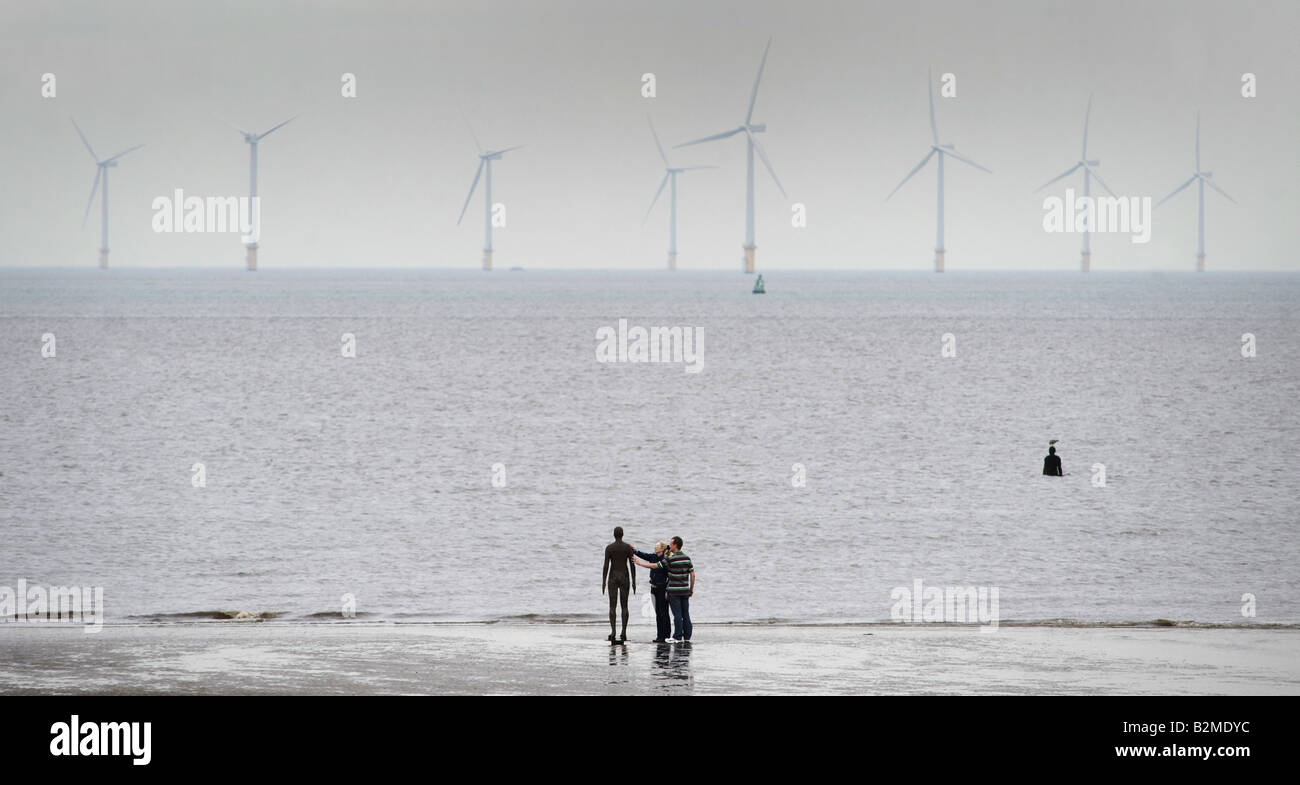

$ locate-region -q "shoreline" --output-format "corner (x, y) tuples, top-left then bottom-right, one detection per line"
(3, 622), (1298, 695)
(6, 618), (1300, 629)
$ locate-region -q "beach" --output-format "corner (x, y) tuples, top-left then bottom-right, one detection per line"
(3, 622), (1298, 695)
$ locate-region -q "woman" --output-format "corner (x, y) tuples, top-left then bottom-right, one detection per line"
(632, 541), (671, 643)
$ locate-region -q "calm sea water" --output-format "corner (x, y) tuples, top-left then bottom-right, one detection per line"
(2, 268), (1297, 624)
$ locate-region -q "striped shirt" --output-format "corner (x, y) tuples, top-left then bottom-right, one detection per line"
(659, 551), (694, 596)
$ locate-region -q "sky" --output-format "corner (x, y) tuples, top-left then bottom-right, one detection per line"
(1, 0), (1296, 271)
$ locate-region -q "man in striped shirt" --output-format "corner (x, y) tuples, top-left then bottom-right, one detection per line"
(636, 536), (694, 642)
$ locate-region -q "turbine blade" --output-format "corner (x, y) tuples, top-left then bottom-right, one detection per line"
(456, 160), (486, 226)
(746, 37), (773, 125)
(1082, 93), (1093, 159)
(941, 148), (990, 173)
(71, 118), (98, 161)
(1034, 163), (1082, 193)
(887, 149), (936, 201)
(257, 115), (297, 140)
(675, 127), (743, 148)
(749, 132), (786, 198)
(490, 145), (525, 156)
(215, 114), (250, 136)
(463, 113), (483, 155)
(928, 67), (938, 145)
(1084, 165), (1117, 198)
(648, 115), (670, 168)
(676, 165), (719, 171)
(644, 173), (670, 224)
(1195, 111), (1201, 171)
(1155, 176), (1196, 208)
(103, 144), (145, 163)
(82, 167), (102, 228)
(1204, 177), (1237, 205)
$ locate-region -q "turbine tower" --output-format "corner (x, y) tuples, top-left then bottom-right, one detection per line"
(72, 119), (143, 269)
(1036, 95), (1115, 273)
(456, 124), (522, 271)
(886, 68), (991, 273)
(1156, 112), (1237, 273)
(231, 116), (296, 271)
(645, 116), (716, 270)
(676, 37), (785, 274)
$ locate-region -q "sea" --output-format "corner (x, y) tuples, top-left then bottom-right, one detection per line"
(2, 268), (1297, 626)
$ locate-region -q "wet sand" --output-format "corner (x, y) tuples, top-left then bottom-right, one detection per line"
(2, 622), (1298, 695)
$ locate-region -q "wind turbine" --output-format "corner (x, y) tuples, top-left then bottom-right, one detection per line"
(1157, 112), (1236, 273)
(645, 116), (716, 270)
(229, 116), (296, 271)
(72, 119), (143, 269)
(1035, 95), (1115, 272)
(886, 68), (991, 273)
(676, 37), (785, 274)
(456, 123), (523, 271)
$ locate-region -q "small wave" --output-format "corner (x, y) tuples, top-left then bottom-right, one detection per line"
(109, 613), (1300, 629)
(797, 618), (1300, 630)
(302, 610), (381, 619)
(708, 617), (800, 626)
(491, 613), (605, 624)
(127, 610), (286, 622)
(998, 618), (1300, 630)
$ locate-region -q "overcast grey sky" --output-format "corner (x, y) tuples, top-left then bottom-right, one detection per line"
(2, 0), (1296, 270)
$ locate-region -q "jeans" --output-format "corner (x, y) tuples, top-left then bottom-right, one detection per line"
(667, 594), (692, 641)
(651, 585), (671, 641)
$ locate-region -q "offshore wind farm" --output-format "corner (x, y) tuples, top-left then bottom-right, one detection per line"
(456, 122), (523, 271)
(57, 80), (1247, 276)
(71, 118), (143, 269)
(229, 115), (296, 271)
(675, 37), (786, 275)
(1035, 96), (1117, 273)
(1156, 112), (1237, 272)
(885, 68), (991, 273)
(644, 116), (716, 270)
(53, 77), (1251, 275)
(0, 2), (1285, 276)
